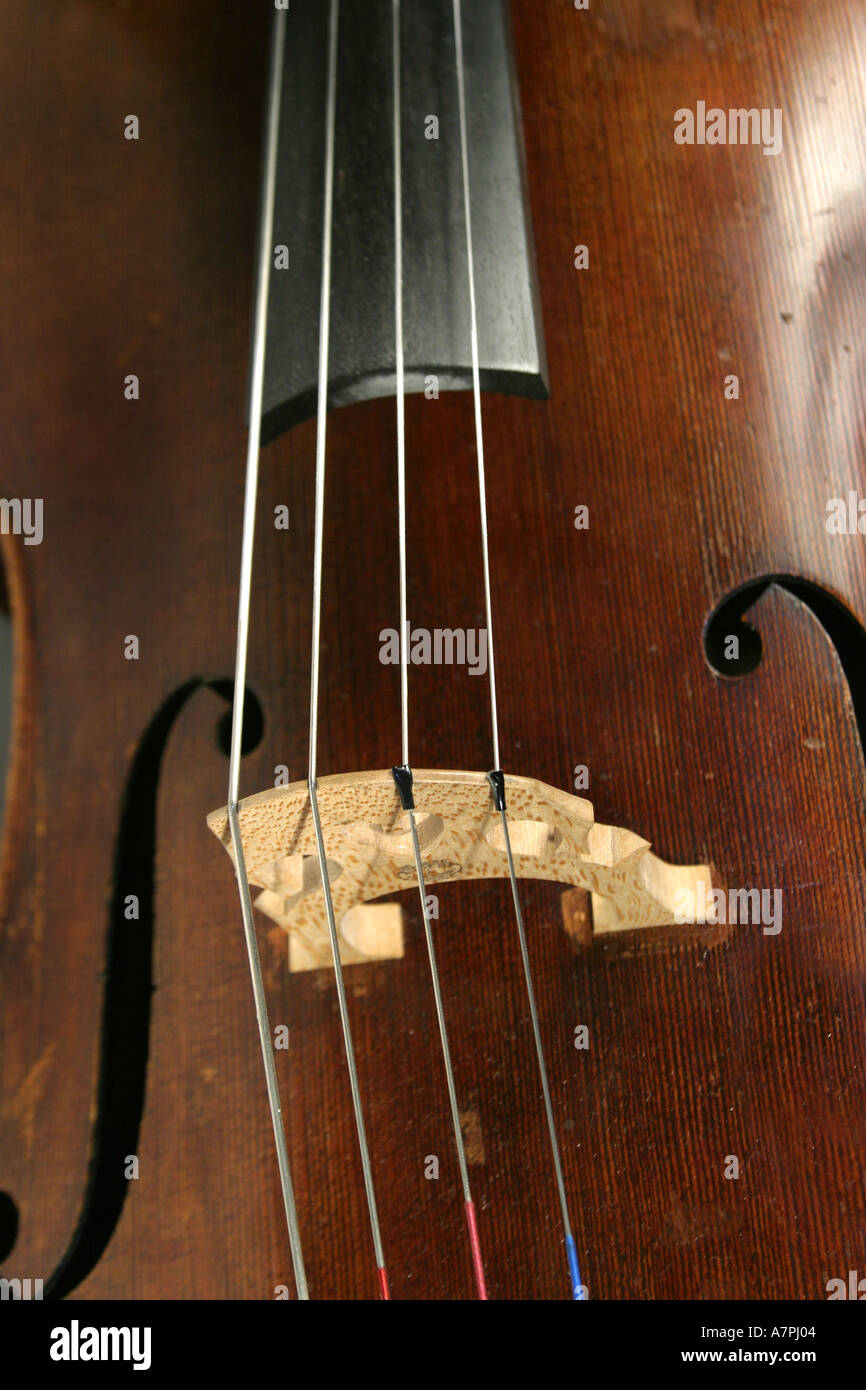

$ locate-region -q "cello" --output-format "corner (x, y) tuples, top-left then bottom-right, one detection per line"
(1, 0), (864, 1304)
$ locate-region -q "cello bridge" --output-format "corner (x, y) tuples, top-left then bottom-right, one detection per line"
(207, 769), (716, 972)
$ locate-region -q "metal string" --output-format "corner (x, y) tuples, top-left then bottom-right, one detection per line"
(394, 0), (409, 770)
(391, 0), (488, 1301)
(227, 0), (581, 1304)
(307, 0), (391, 1302)
(452, 0), (586, 1301)
(226, 6), (308, 1301)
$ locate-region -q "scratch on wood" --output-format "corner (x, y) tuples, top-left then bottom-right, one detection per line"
(11, 1043), (55, 1155)
(596, 0), (717, 52)
(459, 1105), (486, 1165)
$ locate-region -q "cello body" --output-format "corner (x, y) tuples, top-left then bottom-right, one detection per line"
(1, 0), (864, 1300)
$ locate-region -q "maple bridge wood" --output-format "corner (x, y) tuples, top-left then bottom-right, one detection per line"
(208, 769), (715, 971)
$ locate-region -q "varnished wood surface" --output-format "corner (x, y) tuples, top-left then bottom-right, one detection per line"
(0, 0), (864, 1299)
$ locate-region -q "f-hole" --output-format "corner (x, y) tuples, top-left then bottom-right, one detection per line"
(0, 545), (15, 1266)
(0, 557), (12, 837)
(0, 677), (263, 1295)
(704, 575), (866, 759)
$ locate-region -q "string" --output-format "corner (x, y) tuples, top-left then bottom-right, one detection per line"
(452, 0), (587, 1301)
(394, 0), (408, 768)
(226, 6), (308, 1300)
(307, 0), (391, 1302)
(390, 0), (488, 1301)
